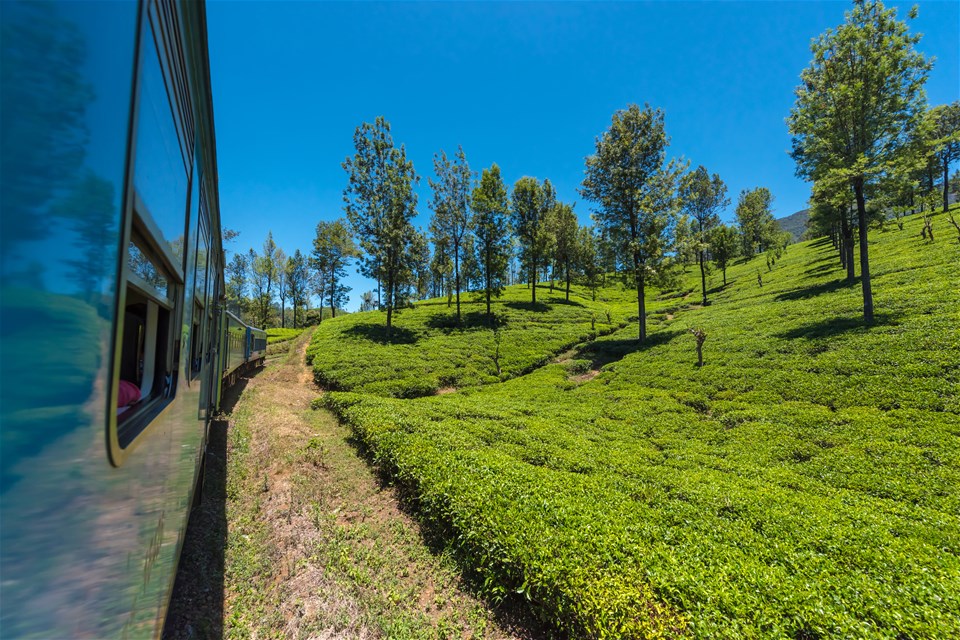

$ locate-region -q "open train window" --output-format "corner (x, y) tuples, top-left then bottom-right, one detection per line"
(115, 234), (178, 448)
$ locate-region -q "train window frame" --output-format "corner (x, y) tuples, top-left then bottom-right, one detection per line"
(111, 212), (184, 456)
(107, 3), (194, 466)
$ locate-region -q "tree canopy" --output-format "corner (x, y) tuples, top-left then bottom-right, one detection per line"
(788, 0), (930, 322)
(581, 103), (683, 342)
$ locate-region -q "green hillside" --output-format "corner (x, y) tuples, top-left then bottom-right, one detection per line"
(306, 280), (700, 398)
(313, 208), (960, 638)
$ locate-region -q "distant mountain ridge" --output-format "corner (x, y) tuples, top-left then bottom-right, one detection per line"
(776, 208), (809, 242)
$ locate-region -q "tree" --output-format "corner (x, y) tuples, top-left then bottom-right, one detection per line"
(577, 225), (603, 301)
(672, 214), (697, 271)
(428, 146), (473, 324)
(735, 187), (775, 256)
(581, 103), (683, 342)
(286, 250), (309, 328)
(429, 233), (453, 303)
(470, 163), (511, 322)
(708, 224), (740, 286)
(249, 239), (276, 329)
(342, 117), (420, 337)
(460, 234), (480, 293)
(511, 177), (555, 305)
(274, 247), (288, 328)
(788, 0), (930, 322)
(925, 102), (960, 212)
(223, 228), (240, 255)
(810, 180), (857, 281)
(311, 218), (357, 320)
(410, 229), (432, 301)
(552, 202), (579, 301)
(359, 291), (377, 312)
(680, 165), (729, 305)
(225, 252), (248, 316)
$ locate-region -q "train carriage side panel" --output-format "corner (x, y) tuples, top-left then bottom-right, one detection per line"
(0, 1), (225, 636)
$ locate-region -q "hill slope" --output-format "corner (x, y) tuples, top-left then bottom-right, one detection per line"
(776, 208), (809, 242)
(307, 279), (699, 397)
(316, 208), (960, 638)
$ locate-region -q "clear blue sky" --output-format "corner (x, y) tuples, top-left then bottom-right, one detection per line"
(207, 1), (959, 311)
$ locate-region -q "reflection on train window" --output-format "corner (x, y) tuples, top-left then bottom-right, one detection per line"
(195, 213), (209, 303)
(117, 238), (176, 448)
(127, 241), (168, 298)
(190, 300), (204, 379)
(133, 12), (189, 260)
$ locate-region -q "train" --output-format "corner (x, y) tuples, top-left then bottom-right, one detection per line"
(0, 0), (260, 636)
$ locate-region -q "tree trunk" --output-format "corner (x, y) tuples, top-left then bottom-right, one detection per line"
(385, 251), (394, 337)
(454, 243), (461, 325)
(840, 210), (854, 283)
(531, 255), (537, 304)
(944, 158), (951, 213)
(853, 180), (874, 323)
(330, 275), (336, 319)
(722, 265), (727, 286)
(699, 250), (707, 306)
(634, 252), (646, 343)
(565, 261), (570, 301)
(485, 245), (492, 323)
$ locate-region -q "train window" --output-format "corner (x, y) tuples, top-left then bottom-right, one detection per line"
(189, 219), (210, 382)
(133, 12), (189, 263)
(116, 235), (177, 448)
(109, 12), (192, 462)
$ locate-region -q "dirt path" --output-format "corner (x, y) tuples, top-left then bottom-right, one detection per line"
(166, 329), (537, 639)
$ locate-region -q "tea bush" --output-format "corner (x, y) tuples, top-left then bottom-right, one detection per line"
(321, 208), (960, 637)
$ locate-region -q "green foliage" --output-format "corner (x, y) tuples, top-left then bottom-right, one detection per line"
(581, 103), (685, 342)
(470, 163), (511, 319)
(788, 0), (931, 323)
(342, 117), (421, 336)
(320, 207), (960, 638)
(735, 187), (776, 257)
(680, 165), (729, 304)
(925, 101), (960, 212)
(311, 218), (358, 319)
(708, 223), (739, 285)
(511, 176), (555, 304)
(551, 201), (579, 301)
(429, 146), (473, 322)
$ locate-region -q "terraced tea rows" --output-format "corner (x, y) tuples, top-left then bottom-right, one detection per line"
(312, 208), (960, 638)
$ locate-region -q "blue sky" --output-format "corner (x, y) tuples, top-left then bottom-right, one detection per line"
(207, 1), (959, 311)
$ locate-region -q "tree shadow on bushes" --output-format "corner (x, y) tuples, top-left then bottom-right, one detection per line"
(546, 297), (585, 307)
(574, 328), (684, 371)
(425, 311), (505, 331)
(776, 313), (897, 340)
(804, 261), (837, 276)
(342, 323), (418, 344)
(774, 278), (857, 302)
(505, 300), (551, 313)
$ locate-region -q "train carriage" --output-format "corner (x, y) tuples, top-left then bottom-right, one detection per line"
(0, 0), (254, 636)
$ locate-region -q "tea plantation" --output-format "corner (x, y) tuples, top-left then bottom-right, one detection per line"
(313, 209), (959, 638)
(306, 281), (682, 397)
